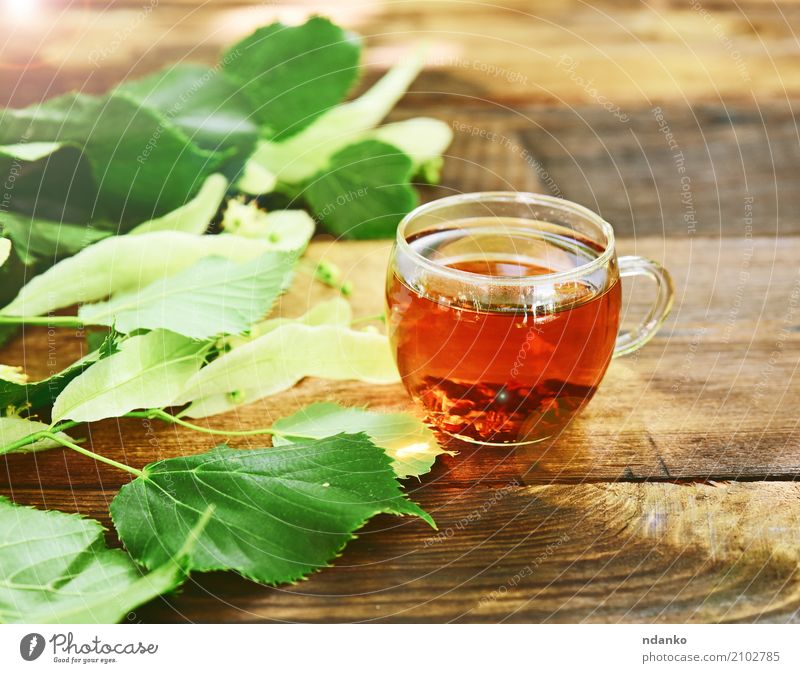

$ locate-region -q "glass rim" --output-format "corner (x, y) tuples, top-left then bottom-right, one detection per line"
(395, 192), (617, 286)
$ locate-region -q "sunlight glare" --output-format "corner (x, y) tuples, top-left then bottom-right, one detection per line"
(394, 442), (431, 458)
(5, 0), (41, 23)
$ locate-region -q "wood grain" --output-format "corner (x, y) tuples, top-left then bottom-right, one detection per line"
(1, 234), (799, 622)
(7, 482), (799, 623)
(3, 0), (800, 107)
(411, 102), (800, 237)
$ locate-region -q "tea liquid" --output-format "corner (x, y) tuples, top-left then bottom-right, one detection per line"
(387, 219), (621, 444)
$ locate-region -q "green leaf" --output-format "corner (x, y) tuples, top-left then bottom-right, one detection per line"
(223, 17), (361, 140)
(0, 92), (223, 223)
(0, 144), (99, 226)
(1, 231), (285, 317)
(78, 251), (293, 339)
(0, 417), (72, 454)
(52, 329), (207, 423)
(272, 402), (450, 479)
(116, 64), (259, 161)
(303, 140), (417, 238)
(0, 496), (203, 624)
(248, 51), (424, 184)
(177, 322), (399, 418)
(111, 434), (433, 585)
(129, 173), (228, 236)
(1, 211), (110, 266)
(221, 199), (314, 250)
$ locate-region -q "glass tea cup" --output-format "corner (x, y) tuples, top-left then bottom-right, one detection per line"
(385, 192), (673, 446)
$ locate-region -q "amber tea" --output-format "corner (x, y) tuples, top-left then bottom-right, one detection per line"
(386, 194), (673, 446)
(388, 219), (620, 443)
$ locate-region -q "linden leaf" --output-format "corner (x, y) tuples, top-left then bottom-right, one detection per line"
(129, 174), (228, 236)
(222, 17), (361, 140)
(52, 330), (208, 423)
(1, 232), (285, 318)
(177, 322), (398, 418)
(303, 140), (417, 239)
(0, 497), (202, 624)
(111, 434), (433, 585)
(77, 252), (294, 339)
(272, 402), (452, 479)
(0, 339), (114, 414)
(0, 92), (223, 223)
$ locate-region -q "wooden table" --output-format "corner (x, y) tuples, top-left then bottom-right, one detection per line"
(2, 0), (800, 623)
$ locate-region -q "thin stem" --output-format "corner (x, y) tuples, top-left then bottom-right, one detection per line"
(126, 409), (318, 441)
(0, 315), (85, 328)
(0, 430), (47, 455)
(49, 419), (83, 434)
(0, 420), (82, 455)
(41, 432), (144, 478)
(351, 313), (386, 325)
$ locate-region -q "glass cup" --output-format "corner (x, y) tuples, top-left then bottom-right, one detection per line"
(385, 192), (673, 446)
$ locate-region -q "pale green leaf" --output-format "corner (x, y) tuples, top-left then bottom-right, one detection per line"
(221, 296), (352, 350)
(0, 141), (66, 162)
(0, 417), (72, 455)
(0, 364), (25, 384)
(130, 173), (228, 236)
(251, 296), (352, 336)
(0, 496), (204, 624)
(111, 434), (433, 585)
(369, 117), (453, 176)
(178, 322), (399, 418)
(0, 238), (9, 268)
(273, 402), (451, 479)
(221, 200), (314, 251)
(253, 210), (315, 251)
(236, 160), (277, 195)
(52, 329), (207, 423)
(248, 50), (424, 183)
(78, 251), (293, 339)
(1, 231), (283, 317)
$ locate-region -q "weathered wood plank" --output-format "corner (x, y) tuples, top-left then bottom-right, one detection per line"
(6, 481), (799, 623)
(3, 1), (799, 106)
(517, 104), (800, 237)
(410, 103), (800, 237)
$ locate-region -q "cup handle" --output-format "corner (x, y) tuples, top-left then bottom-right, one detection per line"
(613, 255), (674, 357)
